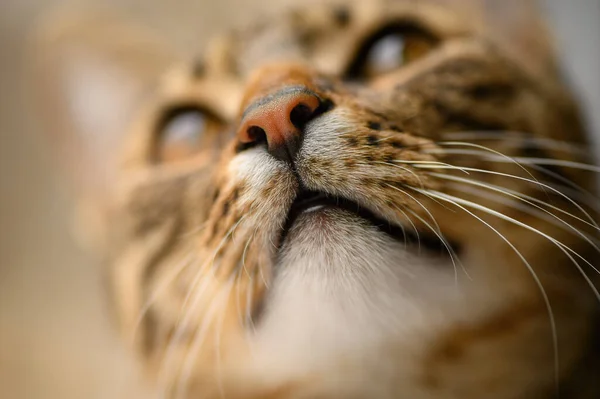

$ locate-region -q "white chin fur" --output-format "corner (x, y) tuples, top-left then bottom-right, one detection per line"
(247, 207), (464, 393)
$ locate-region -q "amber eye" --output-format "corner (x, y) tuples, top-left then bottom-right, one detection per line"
(154, 105), (222, 163)
(346, 23), (438, 79)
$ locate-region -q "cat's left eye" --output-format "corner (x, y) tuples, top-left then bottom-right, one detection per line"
(154, 106), (223, 163)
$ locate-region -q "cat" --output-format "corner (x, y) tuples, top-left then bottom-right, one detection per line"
(30, 0), (600, 397)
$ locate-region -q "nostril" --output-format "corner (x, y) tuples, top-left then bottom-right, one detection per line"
(236, 125), (267, 153)
(290, 103), (315, 129)
(246, 126), (267, 145)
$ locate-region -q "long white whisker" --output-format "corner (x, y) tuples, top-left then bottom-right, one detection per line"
(179, 221), (209, 239)
(425, 142), (600, 216)
(389, 206), (409, 250)
(414, 165), (599, 228)
(214, 285), (231, 399)
(392, 204), (422, 253)
(433, 141), (541, 183)
(132, 224), (211, 347)
(130, 251), (195, 345)
(174, 280), (234, 399)
(385, 183), (441, 233)
(526, 164), (600, 214)
(156, 264), (214, 399)
(157, 216), (247, 398)
(441, 131), (592, 158)
(445, 181), (600, 254)
(246, 274), (257, 336)
(416, 189), (600, 297)
(404, 207), (468, 284)
(389, 159), (470, 174)
(375, 161), (425, 187)
(239, 228), (259, 355)
(536, 178), (600, 217)
(413, 188), (560, 392)
(241, 229), (257, 278)
(427, 147), (600, 173)
(429, 172), (600, 234)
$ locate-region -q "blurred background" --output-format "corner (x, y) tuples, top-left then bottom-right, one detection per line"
(0, 1), (598, 398)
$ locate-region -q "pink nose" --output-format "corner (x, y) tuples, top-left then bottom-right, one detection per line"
(237, 86), (322, 163)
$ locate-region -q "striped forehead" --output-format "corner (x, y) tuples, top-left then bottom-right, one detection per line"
(196, 0), (470, 78)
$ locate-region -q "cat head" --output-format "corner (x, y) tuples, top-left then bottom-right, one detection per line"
(30, 1), (599, 398)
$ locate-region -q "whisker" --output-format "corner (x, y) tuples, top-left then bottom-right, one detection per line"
(375, 160), (424, 187)
(132, 224), (211, 349)
(255, 237), (271, 290)
(528, 165), (600, 219)
(433, 141), (541, 184)
(130, 251), (195, 345)
(174, 280), (234, 399)
(389, 159), (470, 174)
(425, 143), (600, 214)
(246, 272), (257, 336)
(429, 172), (600, 234)
(211, 215), (250, 273)
(156, 265), (214, 399)
(392, 203), (422, 253)
(441, 131), (592, 158)
(513, 158), (600, 172)
(179, 221), (209, 239)
(427, 147), (600, 173)
(386, 183), (442, 233)
(214, 287), (230, 399)
(413, 165), (599, 229)
(404, 207), (468, 284)
(233, 254), (247, 344)
(417, 189), (600, 297)
(445, 182), (600, 254)
(239, 228), (259, 355)
(533, 175), (600, 216)
(241, 229), (257, 278)
(389, 205), (409, 250)
(157, 216), (248, 398)
(413, 187), (560, 392)
(526, 164), (600, 215)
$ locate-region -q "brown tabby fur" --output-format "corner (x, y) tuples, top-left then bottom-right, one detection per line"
(30, 0), (600, 398)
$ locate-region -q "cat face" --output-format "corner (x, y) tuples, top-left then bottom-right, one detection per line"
(31, 0), (600, 398)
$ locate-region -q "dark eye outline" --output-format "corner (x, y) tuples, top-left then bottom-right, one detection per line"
(344, 20), (439, 80)
(152, 103), (224, 164)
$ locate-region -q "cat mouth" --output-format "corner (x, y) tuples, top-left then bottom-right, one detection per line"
(279, 190), (459, 255)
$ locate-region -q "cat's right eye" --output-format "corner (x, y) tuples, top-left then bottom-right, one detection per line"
(154, 105), (223, 163)
(345, 22), (439, 80)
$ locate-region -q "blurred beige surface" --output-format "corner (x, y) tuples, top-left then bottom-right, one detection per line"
(0, 1), (598, 399)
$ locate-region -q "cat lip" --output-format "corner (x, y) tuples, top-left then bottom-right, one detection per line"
(278, 190), (457, 254)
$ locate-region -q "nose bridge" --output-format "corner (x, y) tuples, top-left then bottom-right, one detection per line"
(239, 63), (319, 111)
(236, 63), (325, 163)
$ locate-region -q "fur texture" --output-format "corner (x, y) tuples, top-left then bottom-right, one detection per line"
(31, 0), (600, 398)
